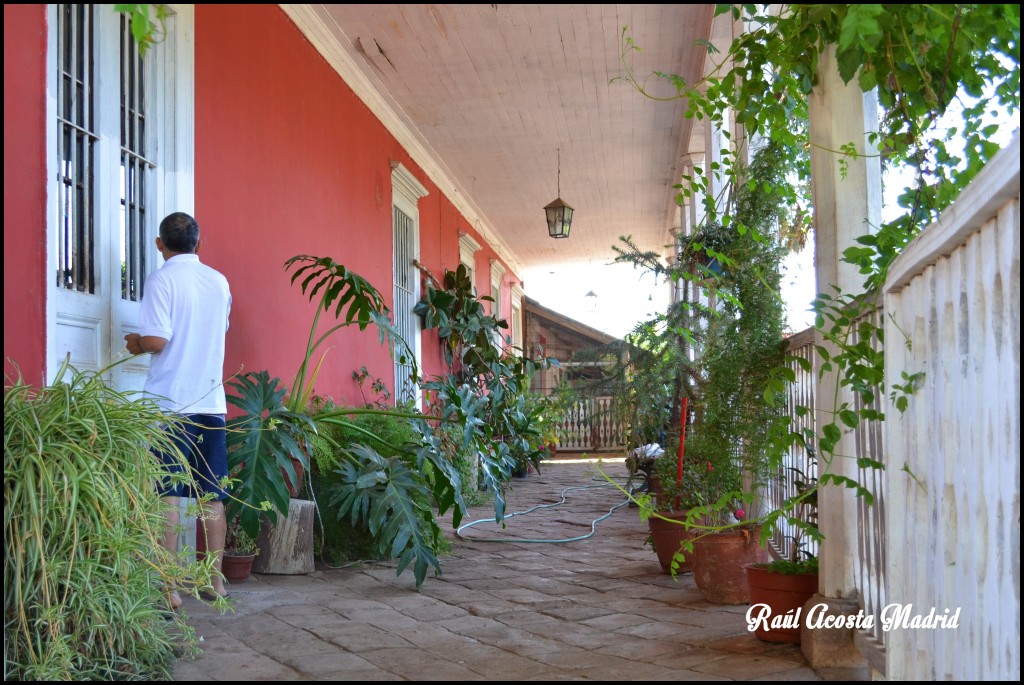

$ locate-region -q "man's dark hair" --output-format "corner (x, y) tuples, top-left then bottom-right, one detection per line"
(159, 212), (200, 253)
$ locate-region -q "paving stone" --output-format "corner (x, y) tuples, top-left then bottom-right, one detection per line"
(355, 646), (488, 680)
(198, 652), (303, 680)
(318, 623), (415, 651)
(694, 653), (813, 680)
(711, 633), (792, 655)
(460, 653), (566, 680)
(752, 665), (825, 681)
(491, 610), (564, 628)
(455, 625), (566, 656)
(595, 635), (682, 660)
(536, 604), (616, 621)
(388, 623), (486, 651)
(278, 649), (380, 677)
(580, 611), (657, 631)
(309, 668), (403, 681)
(173, 459), (827, 681)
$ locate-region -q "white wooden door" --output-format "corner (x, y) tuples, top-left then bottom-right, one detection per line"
(46, 4), (192, 392)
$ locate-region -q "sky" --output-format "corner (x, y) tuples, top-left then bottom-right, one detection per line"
(522, 260), (670, 340)
(523, 249), (816, 340)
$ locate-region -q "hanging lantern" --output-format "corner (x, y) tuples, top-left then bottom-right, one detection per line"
(545, 198), (574, 239)
(545, 149), (574, 239)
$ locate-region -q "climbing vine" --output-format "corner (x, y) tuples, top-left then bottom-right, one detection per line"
(114, 4), (169, 55)
(613, 3), (1019, 541)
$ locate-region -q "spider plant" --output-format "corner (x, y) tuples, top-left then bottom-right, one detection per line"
(4, 357), (215, 680)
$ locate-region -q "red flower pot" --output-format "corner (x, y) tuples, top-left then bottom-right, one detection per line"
(691, 528), (770, 604)
(222, 553), (257, 582)
(648, 510), (692, 574)
(745, 564), (819, 643)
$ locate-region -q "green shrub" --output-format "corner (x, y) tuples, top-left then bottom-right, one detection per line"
(4, 361), (214, 680)
(435, 422), (492, 507)
(307, 400), (454, 565)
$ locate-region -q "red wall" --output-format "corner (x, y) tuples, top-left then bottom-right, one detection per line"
(3, 4), (47, 386)
(193, 5), (517, 406)
(2, 4), (518, 403)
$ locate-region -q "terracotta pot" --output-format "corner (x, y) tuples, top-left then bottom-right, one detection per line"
(221, 552), (257, 582)
(745, 564), (819, 643)
(691, 528), (770, 604)
(648, 510), (692, 574)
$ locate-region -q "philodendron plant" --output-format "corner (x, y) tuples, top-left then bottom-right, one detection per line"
(225, 369), (315, 539)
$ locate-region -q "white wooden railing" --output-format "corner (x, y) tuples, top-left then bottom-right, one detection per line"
(766, 327), (821, 562)
(763, 135), (1018, 680)
(851, 306), (888, 656)
(882, 134), (1019, 681)
(555, 396), (626, 452)
(775, 315), (889, 662)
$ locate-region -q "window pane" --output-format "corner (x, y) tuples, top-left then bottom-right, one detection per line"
(119, 10), (150, 301)
(55, 3), (96, 293)
(393, 206), (417, 403)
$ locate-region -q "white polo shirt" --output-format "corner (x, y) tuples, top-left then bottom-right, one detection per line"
(138, 254), (231, 414)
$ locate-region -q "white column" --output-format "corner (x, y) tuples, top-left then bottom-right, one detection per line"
(803, 44), (882, 669)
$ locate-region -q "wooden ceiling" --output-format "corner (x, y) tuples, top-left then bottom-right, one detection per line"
(300, 4), (714, 278)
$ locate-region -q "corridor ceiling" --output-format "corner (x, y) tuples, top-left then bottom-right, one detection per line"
(292, 4), (715, 277)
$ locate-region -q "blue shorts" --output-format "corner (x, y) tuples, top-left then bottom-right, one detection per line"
(154, 414), (230, 501)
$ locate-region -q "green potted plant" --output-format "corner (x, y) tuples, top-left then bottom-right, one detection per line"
(644, 449), (693, 574)
(644, 428), (748, 578)
(744, 458), (820, 643)
(225, 370), (316, 541)
(608, 143), (790, 603)
(665, 425), (771, 604)
(222, 515), (261, 583)
(524, 389), (565, 463)
(277, 257), (475, 588)
(221, 255), (411, 576)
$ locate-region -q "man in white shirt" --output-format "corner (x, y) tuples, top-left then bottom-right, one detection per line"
(125, 211), (232, 608)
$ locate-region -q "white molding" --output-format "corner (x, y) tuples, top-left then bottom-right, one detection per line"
(45, 3), (58, 385)
(510, 283), (525, 310)
(45, 4), (194, 386)
(390, 160), (429, 204)
(489, 258), (507, 329)
(282, 4), (523, 276)
(458, 231), (482, 268)
(490, 258), (508, 282)
(390, 162), (424, 409)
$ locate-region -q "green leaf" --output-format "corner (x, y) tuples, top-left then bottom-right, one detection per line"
(822, 423), (842, 444)
(839, 409), (859, 428)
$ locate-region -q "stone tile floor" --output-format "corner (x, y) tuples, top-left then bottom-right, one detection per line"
(172, 457), (853, 681)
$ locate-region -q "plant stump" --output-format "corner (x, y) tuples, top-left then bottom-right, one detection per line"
(252, 498), (315, 575)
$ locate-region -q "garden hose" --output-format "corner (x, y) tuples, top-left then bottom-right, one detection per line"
(455, 477), (641, 544)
